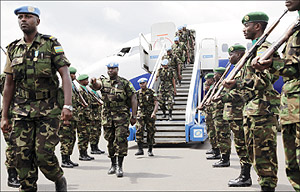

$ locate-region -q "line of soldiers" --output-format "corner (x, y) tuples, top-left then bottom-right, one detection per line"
(198, 4), (300, 192)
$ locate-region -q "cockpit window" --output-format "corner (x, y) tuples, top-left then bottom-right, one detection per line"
(117, 47), (131, 57)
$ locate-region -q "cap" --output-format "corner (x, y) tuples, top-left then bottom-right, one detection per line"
(204, 73), (214, 80)
(69, 67), (77, 74)
(137, 78), (148, 84)
(166, 47), (172, 52)
(161, 59), (169, 66)
(214, 67), (226, 73)
(242, 12), (269, 24)
(106, 62), (119, 68)
(174, 36), (179, 42)
(228, 45), (246, 53)
(14, 6), (40, 17)
(77, 74), (89, 81)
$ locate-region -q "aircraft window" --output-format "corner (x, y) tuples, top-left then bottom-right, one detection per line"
(247, 43), (252, 50)
(117, 47), (131, 57)
(222, 44), (228, 52)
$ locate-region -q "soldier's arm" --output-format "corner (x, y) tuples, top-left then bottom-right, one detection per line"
(173, 77), (177, 95)
(130, 93), (138, 125)
(1, 74), (15, 133)
(58, 66), (72, 122)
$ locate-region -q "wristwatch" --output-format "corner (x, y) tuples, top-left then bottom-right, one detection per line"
(63, 105), (73, 111)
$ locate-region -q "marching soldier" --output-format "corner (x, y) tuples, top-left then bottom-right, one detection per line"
(172, 37), (189, 71)
(224, 12), (280, 191)
(183, 24), (195, 63)
(135, 78), (159, 156)
(77, 74), (95, 161)
(162, 47), (182, 85)
(59, 67), (80, 168)
(90, 62), (138, 178)
(0, 73), (20, 188)
(1, 6), (72, 191)
(252, 1), (300, 190)
(155, 59), (177, 121)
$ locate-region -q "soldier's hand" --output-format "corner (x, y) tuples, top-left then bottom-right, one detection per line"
(223, 79), (236, 89)
(151, 113), (156, 119)
(1, 118), (11, 133)
(130, 117), (136, 126)
(212, 95), (222, 102)
(91, 77), (97, 84)
(178, 75), (182, 80)
(61, 108), (72, 122)
(251, 56), (272, 71)
(197, 105), (203, 110)
(174, 90), (177, 95)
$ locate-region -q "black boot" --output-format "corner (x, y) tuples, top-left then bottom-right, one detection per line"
(212, 153), (230, 167)
(91, 144), (102, 154)
(85, 150), (95, 160)
(135, 142), (144, 156)
(228, 163), (252, 187)
(79, 150), (92, 161)
(168, 110), (173, 121)
(162, 106), (167, 118)
(206, 148), (221, 160)
(7, 168), (20, 188)
(108, 156), (117, 174)
(68, 155), (79, 167)
(206, 148), (214, 154)
(148, 145), (154, 156)
(55, 176), (67, 192)
(116, 156), (124, 177)
(261, 186), (275, 192)
(61, 155), (73, 168)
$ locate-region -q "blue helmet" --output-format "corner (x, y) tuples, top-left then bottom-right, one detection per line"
(174, 36), (179, 42)
(166, 47), (172, 52)
(177, 26), (183, 30)
(161, 59), (169, 66)
(14, 6), (40, 17)
(137, 78), (148, 84)
(106, 62), (119, 68)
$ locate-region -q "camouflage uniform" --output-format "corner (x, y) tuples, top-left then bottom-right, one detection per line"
(4, 33), (70, 191)
(89, 90), (102, 147)
(236, 41), (280, 189)
(96, 76), (136, 158)
(162, 54), (182, 84)
(157, 67), (175, 111)
(135, 88), (157, 145)
(172, 42), (187, 72)
(269, 22), (300, 191)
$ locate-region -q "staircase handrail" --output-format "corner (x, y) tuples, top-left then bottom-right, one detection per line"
(139, 33), (152, 51)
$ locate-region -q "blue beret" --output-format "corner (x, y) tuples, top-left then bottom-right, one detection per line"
(214, 67), (226, 73)
(77, 74), (89, 81)
(174, 37), (179, 42)
(161, 59), (169, 66)
(177, 26), (183, 30)
(138, 78), (148, 84)
(166, 47), (172, 52)
(14, 6), (40, 17)
(69, 67), (77, 74)
(106, 62), (119, 68)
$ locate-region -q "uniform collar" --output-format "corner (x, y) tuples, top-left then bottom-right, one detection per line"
(16, 33), (41, 46)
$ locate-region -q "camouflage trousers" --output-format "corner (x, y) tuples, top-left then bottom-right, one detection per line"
(2, 127), (17, 169)
(213, 115), (231, 155)
(12, 117), (63, 191)
(158, 91), (174, 111)
(90, 120), (102, 145)
(171, 67), (179, 84)
(282, 123), (300, 191)
(59, 120), (77, 155)
(135, 115), (156, 145)
(244, 115), (278, 188)
(77, 119), (92, 151)
(206, 114), (218, 149)
(228, 119), (250, 166)
(103, 120), (130, 158)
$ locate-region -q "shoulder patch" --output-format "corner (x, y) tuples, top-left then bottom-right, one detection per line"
(54, 46), (64, 53)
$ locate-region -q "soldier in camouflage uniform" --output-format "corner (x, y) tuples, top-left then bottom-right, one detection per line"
(172, 37), (189, 74)
(183, 24), (195, 64)
(1, 6), (72, 191)
(155, 59), (177, 121)
(135, 78), (159, 156)
(210, 67), (232, 168)
(162, 47), (182, 85)
(0, 73), (20, 188)
(252, 2), (300, 191)
(77, 74), (95, 161)
(91, 62), (137, 178)
(59, 67), (80, 168)
(221, 45), (252, 187)
(224, 12), (280, 191)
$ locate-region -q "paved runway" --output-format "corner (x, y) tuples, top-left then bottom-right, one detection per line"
(0, 132), (294, 191)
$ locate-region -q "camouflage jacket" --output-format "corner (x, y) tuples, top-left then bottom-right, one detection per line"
(212, 83), (227, 119)
(71, 82), (86, 121)
(171, 42), (187, 60)
(235, 41), (280, 116)
(136, 88), (157, 116)
(90, 89), (102, 121)
(162, 54), (182, 70)
(270, 23), (300, 124)
(176, 31), (188, 44)
(5, 33), (70, 119)
(78, 85), (94, 121)
(157, 67), (175, 92)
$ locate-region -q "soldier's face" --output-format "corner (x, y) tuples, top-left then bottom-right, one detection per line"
(285, 0), (300, 11)
(139, 82), (147, 90)
(243, 22), (257, 40)
(167, 51), (172, 55)
(206, 78), (214, 86)
(70, 73), (76, 81)
(17, 13), (40, 34)
(107, 67), (118, 78)
(174, 41), (179, 44)
(229, 52), (240, 64)
(214, 73), (221, 82)
(79, 79), (89, 86)
(162, 65), (168, 69)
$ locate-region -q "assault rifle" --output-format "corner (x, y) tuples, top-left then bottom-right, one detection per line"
(72, 81), (88, 107)
(212, 9), (288, 100)
(86, 85), (103, 106)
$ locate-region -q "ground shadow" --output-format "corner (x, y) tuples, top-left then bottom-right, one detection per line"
(125, 172), (171, 184)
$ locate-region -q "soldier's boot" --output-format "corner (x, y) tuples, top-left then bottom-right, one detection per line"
(55, 175), (67, 192)
(91, 144), (102, 154)
(148, 145), (154, 156)
(135, 142), (144, 155)
(85, 150), (95, 160)
(206, 148), (221, 160)
(212, 153), (230, 167)
(116, 156), (124, 178)
(61, 155), (73, 168)
(228, 163), (252, 187)
(68, 155), (79, 167)
(79, 150), (92, 161)
(261, 186), (275, 192)
(161, 106), (167, 118)
(178, 79), (181, 86)
(108, 156), (117, 174)
(168, 110), (173, 121)
(7, 168), (20, 188)
(206, 148), (214, 154)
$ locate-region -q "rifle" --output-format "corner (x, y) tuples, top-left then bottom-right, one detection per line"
(212, 9), (288, 100)
(86, 85), (103, 106)
(72, 81), (88, 107)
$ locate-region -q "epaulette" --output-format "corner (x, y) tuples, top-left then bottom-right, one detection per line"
(6, 39), (20, 49)
(42, 34), (57, 41)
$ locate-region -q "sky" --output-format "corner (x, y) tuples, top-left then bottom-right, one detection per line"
(0, 1), (294, 73)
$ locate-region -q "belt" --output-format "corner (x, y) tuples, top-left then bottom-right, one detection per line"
(17, 88), (57, 100)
